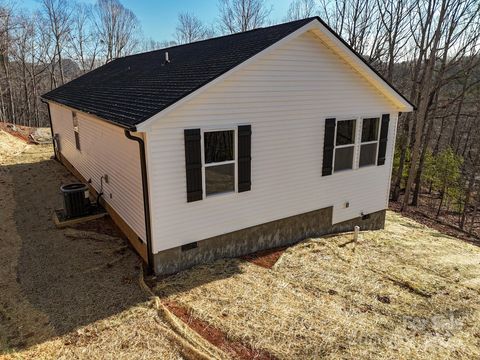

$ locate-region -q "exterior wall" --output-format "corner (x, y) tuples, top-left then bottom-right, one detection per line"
(145, 31), (399, 254)
(145, 30), (400, 254)
(49, 103), (146, 241)
(153, 207), (386, 275)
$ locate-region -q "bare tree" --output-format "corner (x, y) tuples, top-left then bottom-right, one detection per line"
(94, 0), (140, 63)
(175, 12), (213, 44)
(141, 38), (171, 51)
(401, 0), (449, 210)
(319, 0), (381, 57)
(402, 0), (480, 210)
(284, 0), (317, 21)
(376, 0), (413, 81)
(41, 0), (72, 85)
(218, 0), (272, 33)
(12, 13), (33, 123)
(0, 4), (16, 123)
(68, 3), (99, 72)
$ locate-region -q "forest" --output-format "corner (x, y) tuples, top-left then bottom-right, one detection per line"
(0, 0), (479, 233)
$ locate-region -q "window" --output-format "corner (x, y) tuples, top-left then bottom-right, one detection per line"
(334, 119), (356, 172)
(72, 112), (80, 151)
(203, 130), (235, 196)
(359, 117), (379, 167)
(322, 114), (389, 176)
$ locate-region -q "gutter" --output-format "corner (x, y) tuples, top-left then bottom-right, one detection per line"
(124, 128), (154, 274)
(40, 99), (57, 160)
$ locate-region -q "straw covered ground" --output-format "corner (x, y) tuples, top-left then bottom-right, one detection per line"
(3, 129), (480, 359)
(0, 130), (223, 360)
(155, 212), (480, 359)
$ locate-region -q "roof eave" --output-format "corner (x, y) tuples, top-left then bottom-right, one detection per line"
(41, 97), (138, 131)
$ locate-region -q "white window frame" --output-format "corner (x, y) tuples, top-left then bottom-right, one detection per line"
(333, 118), (357, 173)
(358, 116), (381, 168)
(201, 127), (238, 198)
(330, 113), (383, 174)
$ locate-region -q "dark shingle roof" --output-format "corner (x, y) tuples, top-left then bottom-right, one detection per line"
(42, 18), (316, 129)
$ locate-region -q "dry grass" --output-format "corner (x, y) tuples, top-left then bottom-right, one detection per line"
(4, 129), (480, 359)
(0, 131), (220, 360)
(2, 301), (186, 360)
(155, 212), (480, 359)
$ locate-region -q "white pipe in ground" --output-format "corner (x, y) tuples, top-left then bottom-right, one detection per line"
(354, 226), (360, 242)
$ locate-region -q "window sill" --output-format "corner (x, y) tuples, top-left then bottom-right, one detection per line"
(358, 164), (377, 169)
(205, 190), (236, 199)
(333, 168), (354, 174)
(332, 164), (380, 175)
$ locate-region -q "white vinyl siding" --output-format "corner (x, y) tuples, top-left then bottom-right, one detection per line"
(49, 103), (146, 241)
(145, 30), (399, 253)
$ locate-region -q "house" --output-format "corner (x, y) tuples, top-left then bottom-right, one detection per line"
(42, 17), (414, 275)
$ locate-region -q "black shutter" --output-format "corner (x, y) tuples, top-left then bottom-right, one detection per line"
(238, 125), (252, 192)
(184, 129), (203, 202)
(377, 114), (390, 166)
(322, 118), (336, 176)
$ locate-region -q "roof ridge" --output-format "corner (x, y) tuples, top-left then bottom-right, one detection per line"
(120, 17), (318, 61)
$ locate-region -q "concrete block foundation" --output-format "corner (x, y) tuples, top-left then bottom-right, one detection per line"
(153, 207), (386, 275)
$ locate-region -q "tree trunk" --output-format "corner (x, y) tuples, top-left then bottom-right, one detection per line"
(402, 0), (448, 211)
(56, 42), (65, 85)
(469, 201), (478, 235)
(461, 151), (480, 229)
(449, 79), (468, 148)
(22, 60), (31, 126)
(2, 55), (15, 124)
(391, 115), (410, 201)
(437, 185), (446, 219)
(412, 131), (431, 206)
(0, 83), (6, 121)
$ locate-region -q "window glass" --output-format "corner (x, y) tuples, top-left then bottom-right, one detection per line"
(359, 143), (377, 167)
(206, 163), (235, 195)
(361, 118), (379, 142)
(336, 120), (356, 146)
(204, 130), (234, 163)
(334, 147), (354, 172)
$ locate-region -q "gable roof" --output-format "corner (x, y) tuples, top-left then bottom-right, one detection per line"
(42, 17), (414, 130)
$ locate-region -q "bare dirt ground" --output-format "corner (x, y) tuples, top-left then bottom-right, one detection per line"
(0, 123), (51, 144)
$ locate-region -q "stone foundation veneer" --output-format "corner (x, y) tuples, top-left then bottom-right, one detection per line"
(153, 207), (386, 275)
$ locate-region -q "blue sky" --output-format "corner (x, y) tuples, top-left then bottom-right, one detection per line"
(21, 0), (293, 42)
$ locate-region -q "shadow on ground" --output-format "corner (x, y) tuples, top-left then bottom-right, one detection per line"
(1, 158), (149, 351)
(1, 155), (241, 353)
